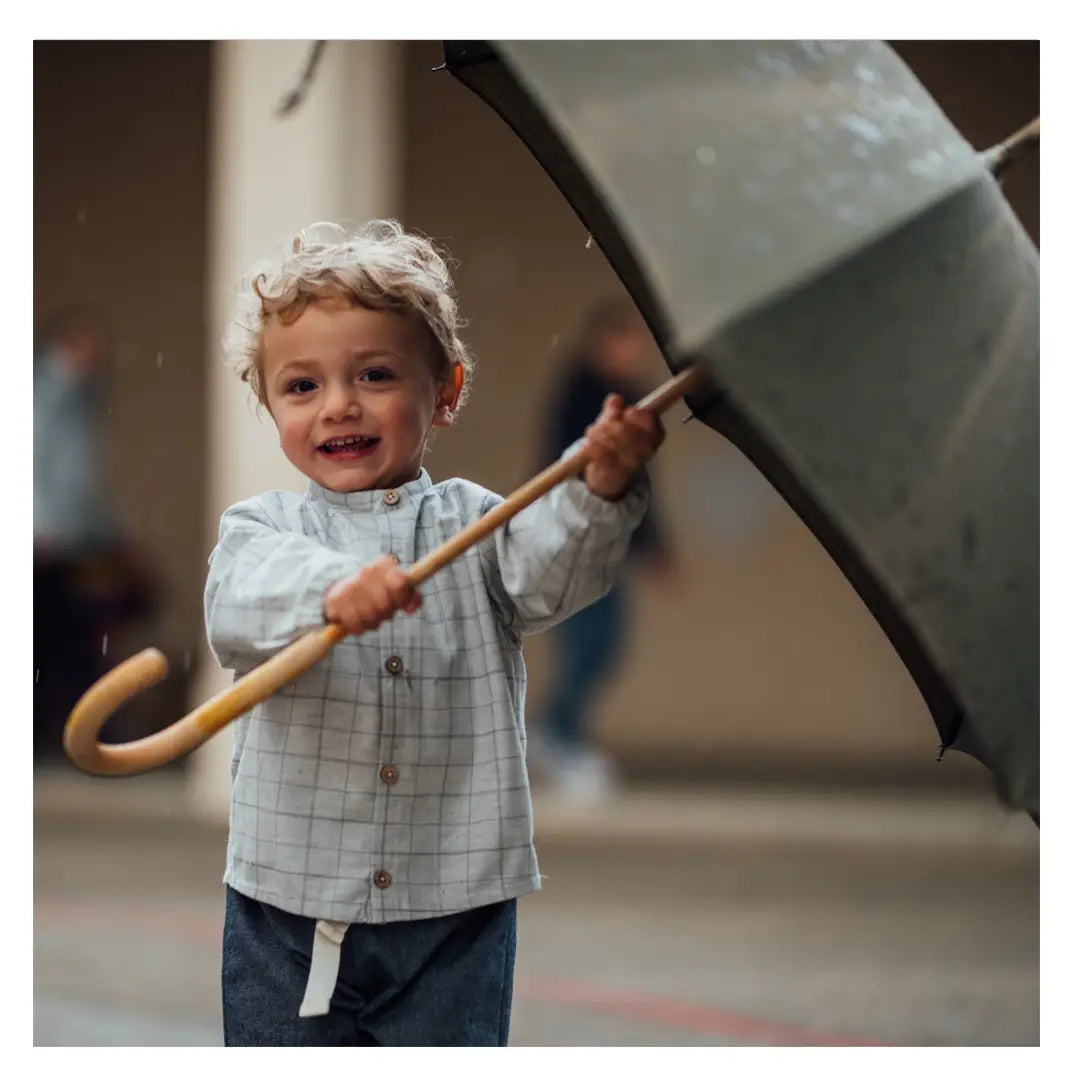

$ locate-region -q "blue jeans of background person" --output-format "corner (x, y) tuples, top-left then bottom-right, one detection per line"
(542, 584), (627, 751)
(221, 886), (516, 1046)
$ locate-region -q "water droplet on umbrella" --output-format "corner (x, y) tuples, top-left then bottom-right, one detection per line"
(102, 634), (108, 656)
(755, 52), (795, 79)
(907, 149), (945, 180)
(841, 114), (886, 145)
(837, 203), (870, 227)
(695, 145), (717, 166)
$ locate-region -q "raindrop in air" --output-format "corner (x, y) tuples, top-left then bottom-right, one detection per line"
(102, 634), (108, 656)
(35, 669), (40, 683)
(76, 209), (87, 224)
(156, 352), (164, 367)
(183, 651), (192, 672)
(695, 146), (717, 166)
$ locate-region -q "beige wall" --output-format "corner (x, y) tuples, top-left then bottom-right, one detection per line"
(34, 42), (211, 734)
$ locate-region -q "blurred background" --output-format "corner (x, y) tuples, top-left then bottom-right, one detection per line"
(33, 39), (1039, 1047)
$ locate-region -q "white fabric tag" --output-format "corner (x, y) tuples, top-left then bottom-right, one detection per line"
(298, 919), (350, 1018)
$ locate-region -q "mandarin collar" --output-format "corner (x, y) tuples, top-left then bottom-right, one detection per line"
(305, 469), (433, 510)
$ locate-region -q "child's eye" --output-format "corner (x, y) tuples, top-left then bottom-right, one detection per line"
(288, 378), (318, 394)
(360, 369), (393, 384)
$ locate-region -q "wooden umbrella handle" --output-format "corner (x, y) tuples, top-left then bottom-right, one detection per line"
(63, 365), (705, 777)
(406, 365), (703, 585)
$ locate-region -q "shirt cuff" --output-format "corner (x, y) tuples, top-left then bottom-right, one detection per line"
(558, 438), (650, 527)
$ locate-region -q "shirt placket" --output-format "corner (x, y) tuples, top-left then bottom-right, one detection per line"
(369, 487), (415, 917)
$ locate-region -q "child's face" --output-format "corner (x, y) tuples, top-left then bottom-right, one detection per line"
(262, 298), (458, 493)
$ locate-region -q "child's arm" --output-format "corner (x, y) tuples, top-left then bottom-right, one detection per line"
(204, 496), (365, 670)
(481, 395), (663, 635)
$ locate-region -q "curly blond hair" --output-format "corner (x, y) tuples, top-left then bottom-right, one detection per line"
(225, 220), (475, 409)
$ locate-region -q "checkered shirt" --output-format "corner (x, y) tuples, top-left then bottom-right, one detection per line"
(205, 455), (648, 923)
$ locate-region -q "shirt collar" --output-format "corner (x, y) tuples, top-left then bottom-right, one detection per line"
(305, 468), (433, 510)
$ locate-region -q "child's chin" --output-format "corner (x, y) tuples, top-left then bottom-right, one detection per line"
(315, 464), (376, 493)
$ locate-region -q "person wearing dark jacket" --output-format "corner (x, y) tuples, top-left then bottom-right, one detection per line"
(532, 299), (673, 801)
(33, 309), (155, 759)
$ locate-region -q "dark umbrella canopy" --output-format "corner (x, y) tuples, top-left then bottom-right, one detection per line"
(445, 40), (1038, 818)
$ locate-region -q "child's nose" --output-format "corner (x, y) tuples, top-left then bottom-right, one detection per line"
(322, 381), (361, 420)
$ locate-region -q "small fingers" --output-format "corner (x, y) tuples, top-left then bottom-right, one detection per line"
(588, 413), (660, 471)
(603, 392), (625, 417)
(326, 557), (420, 634)
(623, 406), (665, 447)
(385, 567), (421, 614)
(587, 424), (641, 474)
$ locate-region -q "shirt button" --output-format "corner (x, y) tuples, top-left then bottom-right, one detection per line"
(379, 764), (399, 785)
(385, 655), (404, 676)
(382, 490), (400, 506)
(373, 869), (392, 889)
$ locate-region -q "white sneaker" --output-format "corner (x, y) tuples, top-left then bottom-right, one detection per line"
(550, 748), (620, 806)
(525, 729), (564, 783)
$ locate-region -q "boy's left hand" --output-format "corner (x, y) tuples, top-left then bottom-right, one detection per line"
(582, 393), (664, 500)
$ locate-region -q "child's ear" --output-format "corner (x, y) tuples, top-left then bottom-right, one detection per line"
(432, 363), (464, 428)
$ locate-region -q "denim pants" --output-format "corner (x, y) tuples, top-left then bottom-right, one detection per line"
(221, 886), (516, 1046)
(541, 584), (627, 750)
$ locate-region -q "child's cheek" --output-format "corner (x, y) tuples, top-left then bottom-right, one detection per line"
(278, 414), (311, 454)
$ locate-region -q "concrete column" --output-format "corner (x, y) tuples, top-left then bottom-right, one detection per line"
(187, 40), (402, 819)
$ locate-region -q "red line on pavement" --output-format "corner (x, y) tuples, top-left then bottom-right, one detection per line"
(514, 974), (888, 1047)
(35, 900), (886, 1046)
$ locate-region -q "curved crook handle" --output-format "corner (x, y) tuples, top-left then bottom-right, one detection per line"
(63, 365), (706, 777)
(63, 625), (346, 776)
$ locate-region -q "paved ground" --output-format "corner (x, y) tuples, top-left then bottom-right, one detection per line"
(33, 770), (1039, 1046)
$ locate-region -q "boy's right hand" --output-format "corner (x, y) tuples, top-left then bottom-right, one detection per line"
(323, 555), (421, 634)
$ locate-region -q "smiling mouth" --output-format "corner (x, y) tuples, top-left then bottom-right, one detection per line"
(319, 435), (380, 457)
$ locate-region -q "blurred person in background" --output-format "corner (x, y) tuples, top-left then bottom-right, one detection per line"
(530, 299), (675, 802)
(33, 308), (155, 761)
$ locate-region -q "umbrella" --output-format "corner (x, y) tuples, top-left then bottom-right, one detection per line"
(443, 40), (1039, 819)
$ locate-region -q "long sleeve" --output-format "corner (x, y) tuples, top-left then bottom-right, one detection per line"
(480, 442), (649, 637)
(538, 357), (665, 563)
(204, 496), (364, 670)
